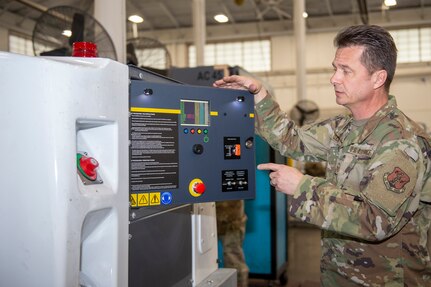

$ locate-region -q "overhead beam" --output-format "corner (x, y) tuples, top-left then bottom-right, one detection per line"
(78, 0), (93, 12)
(221, 3), (236, 24)
(250, 0), (265, 21)
(356, 0), (369, 24)
(0, 0), (13, 17)
(254, 0), (291, 20)
(14, 0), (47, 13)
(324, 0), (336, 21)
(420, 0), (425, 19)
(324, 0), (338, 26)
(158, 2), (180, 28)
(127, 0), (154, 30)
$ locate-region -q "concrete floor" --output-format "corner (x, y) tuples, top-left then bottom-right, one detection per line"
(286, 225), (321, 286)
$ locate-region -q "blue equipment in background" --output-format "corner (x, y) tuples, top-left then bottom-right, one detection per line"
(243, 136), (287, 283)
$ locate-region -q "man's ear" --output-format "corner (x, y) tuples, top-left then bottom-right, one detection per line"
(372, 70), (387, 90)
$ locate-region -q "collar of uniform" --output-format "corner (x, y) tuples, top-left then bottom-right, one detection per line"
(356, 95), (397, 143)
(332, 95), (396, 146)
(333, 114), (354, 145)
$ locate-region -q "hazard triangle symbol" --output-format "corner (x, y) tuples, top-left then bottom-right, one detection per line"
(130, 195), (137, 206)
(139, 194), (149, 205)
(151, 194), (160, 204)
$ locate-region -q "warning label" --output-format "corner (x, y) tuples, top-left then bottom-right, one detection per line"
(130, 193), (154, 207)
(130, 194), (138, 207)
(150, 192), (161, 206)
(138, 193), (149, 207)
(130, 112), (179, 192)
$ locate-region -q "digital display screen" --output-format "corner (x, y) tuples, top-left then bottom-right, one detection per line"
(180, 100), (210, 126)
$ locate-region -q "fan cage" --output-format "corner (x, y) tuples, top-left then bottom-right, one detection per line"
(32, 5), (117, 60)
(127, 37), (172, 70)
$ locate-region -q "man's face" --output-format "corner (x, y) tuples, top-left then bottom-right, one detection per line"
(330, 46), (376, 111)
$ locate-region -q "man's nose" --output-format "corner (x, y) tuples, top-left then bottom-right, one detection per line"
(330, 72), (340, 86)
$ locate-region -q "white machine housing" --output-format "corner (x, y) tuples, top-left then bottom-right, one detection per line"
(0, 52), (129, 287)
(0, 52), (235, 287)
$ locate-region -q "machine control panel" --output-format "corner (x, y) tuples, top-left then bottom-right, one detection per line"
(129, 72), (255, 207)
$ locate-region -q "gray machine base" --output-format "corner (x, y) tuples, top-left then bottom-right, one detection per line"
(196, 268), (237, 287)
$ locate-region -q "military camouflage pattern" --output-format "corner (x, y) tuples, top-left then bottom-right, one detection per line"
(255, 94), (431, 286)
(216, 200), (249, 287)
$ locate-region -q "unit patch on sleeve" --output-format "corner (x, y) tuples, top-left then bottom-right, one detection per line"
(383, 167), (410, 193)
(363, 149), (417, 215)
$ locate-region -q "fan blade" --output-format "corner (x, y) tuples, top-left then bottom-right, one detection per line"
(295, 105), (307, 114)
(304, 108), (319, 114)
(40, 47), (68, 56)
(69, 13), (85, 46)
(299, 114), (306, 127)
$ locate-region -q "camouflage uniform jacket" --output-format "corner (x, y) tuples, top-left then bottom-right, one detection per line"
(255, 94), (431, 286)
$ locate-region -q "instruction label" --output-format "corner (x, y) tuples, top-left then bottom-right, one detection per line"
(130, 112), (179, 192)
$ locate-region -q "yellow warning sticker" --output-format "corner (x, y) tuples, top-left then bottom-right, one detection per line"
(130, 194), (138, 207)
(150, 192), (161, 206)
(138, 193), (149, 207)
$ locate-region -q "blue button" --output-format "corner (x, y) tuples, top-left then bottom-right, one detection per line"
(161, 192), (172, 205)
(184, 128), (189, 134)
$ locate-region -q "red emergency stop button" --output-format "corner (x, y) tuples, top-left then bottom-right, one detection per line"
(193, 182), (206, 194)
(77, 153), (99, 181)
(189, 178), (205, 197)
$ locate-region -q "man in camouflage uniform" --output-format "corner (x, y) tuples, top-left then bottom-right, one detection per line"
(214, 25), (431, 286)
(216, 200), (249, 287)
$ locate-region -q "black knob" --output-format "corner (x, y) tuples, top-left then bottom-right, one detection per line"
(193, 144), (204, 155)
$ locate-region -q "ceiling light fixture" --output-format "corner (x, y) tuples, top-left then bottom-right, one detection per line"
(62, 30), (72, 37)
(302, 12), (308, 18)
(384, 0), (397, 7)
(214, 14), (229, 23)
(128, 15), (144, 23)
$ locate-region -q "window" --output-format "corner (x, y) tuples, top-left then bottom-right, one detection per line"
(9, 34), (33, 56)
(189, 40), (271, 72)
(135, 48), (169, 70)
(9, 33), (57, 56)
(390, 27), (431, 63)
(420, 28), (431, 61)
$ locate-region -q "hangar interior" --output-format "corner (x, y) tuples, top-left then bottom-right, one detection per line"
(1, 0), (430, 286)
